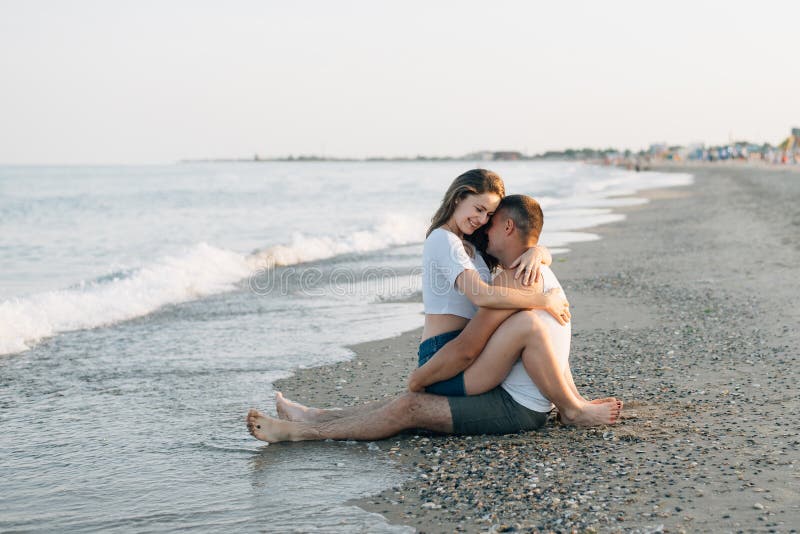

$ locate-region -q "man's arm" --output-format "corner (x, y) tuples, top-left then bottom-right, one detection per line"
(408, 270), (542, 392)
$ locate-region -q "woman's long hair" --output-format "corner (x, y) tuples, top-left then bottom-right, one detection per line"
(427, 169), (504, 271)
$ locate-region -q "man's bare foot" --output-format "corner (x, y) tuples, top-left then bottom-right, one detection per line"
(246, 408), (295, 443)
(275, 392), (319, 422)
(561, 398), (622, 426)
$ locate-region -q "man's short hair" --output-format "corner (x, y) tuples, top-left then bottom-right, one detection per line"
(497, 194), (543, 241)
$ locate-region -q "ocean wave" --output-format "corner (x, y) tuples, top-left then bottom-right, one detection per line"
(0, 215), (426, 356)
(247, 215), (424, 269)
(0, 243), (251, 356)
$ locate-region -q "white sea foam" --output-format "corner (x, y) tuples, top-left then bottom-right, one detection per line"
(248, 215), (425, 269)
(0, 243), (251, 355)
(0, 215), (426, 356)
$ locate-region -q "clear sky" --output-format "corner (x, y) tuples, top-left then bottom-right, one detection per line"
(1, 0), (798, 164)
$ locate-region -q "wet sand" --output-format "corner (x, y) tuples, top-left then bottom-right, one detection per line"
(273, 165), (800, 532)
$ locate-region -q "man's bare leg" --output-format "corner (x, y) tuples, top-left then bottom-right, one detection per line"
(462, 311), (621, 426)
(276, 392), (394, 423)
(248, 392), (453, 443)
(274, 376), (613, 425)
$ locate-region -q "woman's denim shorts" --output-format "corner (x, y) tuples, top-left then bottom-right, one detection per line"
(417, 329), (466, 396)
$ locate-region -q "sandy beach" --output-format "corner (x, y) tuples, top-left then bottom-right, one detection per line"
(273, 164), (799, 532)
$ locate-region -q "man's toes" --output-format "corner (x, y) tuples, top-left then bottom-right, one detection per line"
(246, 409), (267, 434)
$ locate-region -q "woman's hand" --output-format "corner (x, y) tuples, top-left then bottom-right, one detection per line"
(509, 245), (552, 286)
(543, 287), (571, 325)
(407, 369), (425, 392)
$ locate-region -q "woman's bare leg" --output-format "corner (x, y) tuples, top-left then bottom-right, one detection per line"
(462, 311), (621, 426)
(562, 366), (621, 407)
(462, 311), (553, 394)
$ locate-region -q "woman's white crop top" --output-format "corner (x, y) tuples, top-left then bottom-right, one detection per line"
(422, 228), (491, 319)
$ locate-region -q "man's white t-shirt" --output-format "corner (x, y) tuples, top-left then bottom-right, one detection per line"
(500, 265), (571, 413)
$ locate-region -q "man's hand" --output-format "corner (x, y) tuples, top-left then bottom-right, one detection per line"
(509, 245), (551, 285)
(544, 287), (571, 325)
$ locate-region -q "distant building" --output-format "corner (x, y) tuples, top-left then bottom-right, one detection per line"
(463, 151), (494, 161)
(686, 142), (705, 160)
(778, 128), (800, 151)
(492, 151), (522, 161)
(778, 127), (800, 163)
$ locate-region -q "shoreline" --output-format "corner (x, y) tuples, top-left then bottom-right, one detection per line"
(642, 159), (800, 175)
(274, 165), (799, 532)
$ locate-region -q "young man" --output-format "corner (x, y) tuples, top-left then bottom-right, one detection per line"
(246, 195), (621, 443)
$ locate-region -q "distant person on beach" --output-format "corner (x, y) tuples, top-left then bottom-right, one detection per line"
(246, 171), (621, 443)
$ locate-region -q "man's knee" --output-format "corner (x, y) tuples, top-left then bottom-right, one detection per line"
(390, 392), (428, 424)
(391, 392), (450, 428)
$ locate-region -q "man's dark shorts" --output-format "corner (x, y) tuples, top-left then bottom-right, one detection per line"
(418, 330), (549, 434)
(448, 387), (549, 435)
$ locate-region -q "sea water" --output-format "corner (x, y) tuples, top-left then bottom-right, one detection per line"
(0, 161), (691, 532)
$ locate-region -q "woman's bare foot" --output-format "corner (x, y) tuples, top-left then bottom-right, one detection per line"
(246, 408), (294, 443)
(591, 397), (624, 411)
(275, 392), (319, 422)
(561, 398), (622, 426)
